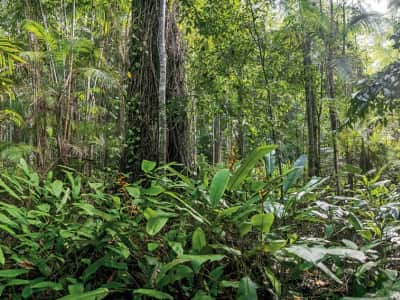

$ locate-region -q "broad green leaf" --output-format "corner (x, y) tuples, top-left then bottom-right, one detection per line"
(57, 288), (109, 300)
(125, 186), (140, 198)
(228, 145), (276, 190)
(283, 155), (307, 193)
(237, 276), (258, 300)
(141, 160), (157, 173)
(68, 283), (84, 295)
(133, 289), (173, 300)
(349, 212), (363, 230)
(50, 180), (64, 198)
(239, 222), (252, 237)
(250, 213), (274, 233)
(0, 269), (29, 278)
(178, 254), (225, 273)
(192, 292), (214, 300)
(146, 217), (168, 236)
(209, 169), (230, 207)
(192, 227), (207, 250)
(144, 185), (165, 196)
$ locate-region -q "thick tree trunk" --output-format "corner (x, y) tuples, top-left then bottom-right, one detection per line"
(122, 0), (191, 175)
(166, 2), (192, 168)
(122, 0), (160, 175)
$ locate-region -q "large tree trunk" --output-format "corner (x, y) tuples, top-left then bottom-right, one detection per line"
(303, 33), (320, 177)
(122, 0), (160, 175)
(166, 2), (192, 168)
(122, 0), (191, 175)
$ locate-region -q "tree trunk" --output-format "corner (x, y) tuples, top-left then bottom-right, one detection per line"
(303, 33), (320, 177)
(122, 0), (191, 176)
(166, 2), (192, 169)
(158, 0), (167, 165)
(328, 0), (340, 194)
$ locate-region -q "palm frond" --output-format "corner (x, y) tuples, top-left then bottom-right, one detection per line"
(348, 12), (381, 32)
(79, 67), (120, 90)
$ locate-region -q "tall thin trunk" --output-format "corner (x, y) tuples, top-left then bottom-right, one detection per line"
(303, 34), (320, 177)
(25, 0), (48, 171)
(328, 0), (340, 194)
(158, 0), (167, 165)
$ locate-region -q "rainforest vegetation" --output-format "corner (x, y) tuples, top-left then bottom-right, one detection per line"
(1, 0), (400, 299)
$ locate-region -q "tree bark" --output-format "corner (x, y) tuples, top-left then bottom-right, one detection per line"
(303, 33), (320, 177)
(158, 0), (167, 165)
(328, 0), (340, 194)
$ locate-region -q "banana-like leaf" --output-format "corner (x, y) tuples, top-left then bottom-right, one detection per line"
(228, 145), (276, 190)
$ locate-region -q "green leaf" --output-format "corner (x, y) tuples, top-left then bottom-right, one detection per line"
(192, 227), (207, 250)
(133, 289), (173, 300)
(239, 222), (252, 237)
(146, 217), (169, 236)
(125, 186), (140, 198)
(0, 269), (29, 278)
(283, 155), (307, 193)
(237, 276), (258, 300)
(31, 281), (63, 290)
(57, 288), (109, 300)
(250, 213), (274, 233)
(209, 169), (230, 207)
(228, 145), (276, 190)
(264, 268), (281, 296)
(0, 178), (20, 200)
(178, 254), (225, 273)
(349, 212), (363, 230)
(51, 180), (64, 198)
(141, 160), (157, 173)
(68, 283), (84, 295)
(0, 246), (4, 265)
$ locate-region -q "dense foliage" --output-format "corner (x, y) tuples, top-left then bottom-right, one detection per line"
(1, 0), (400, 299)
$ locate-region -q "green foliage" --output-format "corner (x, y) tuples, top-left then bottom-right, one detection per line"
(0, 146), (397, 298)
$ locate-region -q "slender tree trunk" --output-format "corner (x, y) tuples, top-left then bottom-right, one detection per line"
(25, 0), (48, 171)
(328, 0), (340, 194)
(158, 0), (167, 164)
(303, 34), (320, 177)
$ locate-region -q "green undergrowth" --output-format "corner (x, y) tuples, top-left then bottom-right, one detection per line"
(0, 146), (399, 299)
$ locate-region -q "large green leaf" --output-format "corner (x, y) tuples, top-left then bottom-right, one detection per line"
(146, 217), (169, 236)
(209, 169), (230, 207)
(237, 276), (258, 300)
(133, 289), (173, 300)
(192, 227), (207, 250)
(0, 269), (29, 278)
(141, 160), (157, 173)
(250, 213), (274, 233)
(228, 145), (276, 190)
(283, 155), (307, 193)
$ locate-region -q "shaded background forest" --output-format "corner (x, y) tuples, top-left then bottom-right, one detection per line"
(0, 0), (399, 188)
